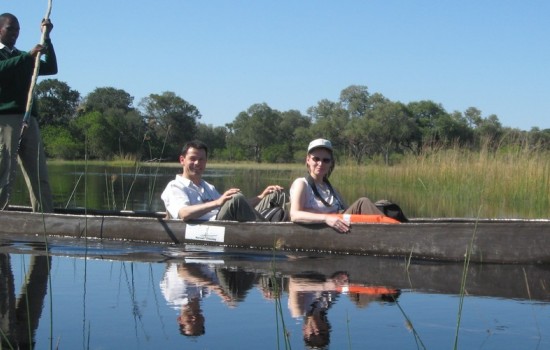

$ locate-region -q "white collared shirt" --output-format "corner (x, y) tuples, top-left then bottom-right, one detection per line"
(161, 175), (221, 220)
(0, 43), (17, 53)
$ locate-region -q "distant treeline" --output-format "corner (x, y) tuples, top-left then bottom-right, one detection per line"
(36, 80), (549, 163)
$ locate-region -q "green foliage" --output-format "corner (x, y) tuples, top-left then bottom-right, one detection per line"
(227, 103), (282, 162)
(35, 81), (548, 163)
(82, 87), (134, 113)
(195, 123), (227, 159)
(72, 111), (115, 159)
(139, 91), (200, 158)
(35, 79), (80, 127)
(261, 144), (289, 163)
(41, 125), (82, 159)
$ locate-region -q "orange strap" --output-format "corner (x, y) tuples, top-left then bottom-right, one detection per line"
(329, 213), (400, 224)
(337, 284), (400, 295)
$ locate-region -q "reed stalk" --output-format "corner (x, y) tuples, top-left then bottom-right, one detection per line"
(269, 246), (292, 350)
(36, 143), (54, 350)
(523, 267), (542, 344)
(146, 125), (172, 209)
(393, 299), (426, 349)
(64, 173), (83, 208)
(453, 208), (480, 350)
(345, 310), (352, 350)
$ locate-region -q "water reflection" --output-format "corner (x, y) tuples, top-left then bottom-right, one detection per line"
(1, 240), (550, 349)
(160, 262), (259, 337)
(158, 256), (401, 349)
(0, 253), (50, 349)
(288, 272), (400, 348)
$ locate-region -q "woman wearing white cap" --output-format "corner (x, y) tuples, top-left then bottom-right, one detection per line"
(289, 138), (389, 233)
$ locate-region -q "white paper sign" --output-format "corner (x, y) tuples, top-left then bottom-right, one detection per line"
(185, 224), (226, 243)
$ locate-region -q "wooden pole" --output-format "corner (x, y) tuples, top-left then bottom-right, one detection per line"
(22, 0), (53, 128)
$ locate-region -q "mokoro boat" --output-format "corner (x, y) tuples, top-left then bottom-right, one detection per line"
(1, 206), (549, 264)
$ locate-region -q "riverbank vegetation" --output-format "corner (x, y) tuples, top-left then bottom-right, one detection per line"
(57, 143), (543, 219)
(37, 80), (549, 164)
(35, 80), (548, 218)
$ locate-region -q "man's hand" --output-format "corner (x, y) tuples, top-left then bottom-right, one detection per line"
(41, 18), (53, 37)
(258, 185), (284, 199)
(29, 44), (45, 58)
(216, 188), (241, 206)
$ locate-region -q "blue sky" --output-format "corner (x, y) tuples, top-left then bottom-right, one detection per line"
(4, 1), (549, 130)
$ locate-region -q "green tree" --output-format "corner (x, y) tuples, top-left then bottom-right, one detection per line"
(227, 103), (281, 162)
(82, 87), (134, 114)
(433, 111), (474, 146)
(41, 125), (82, 159)
(35, 79), (80, 127)
(72, 111), (115, 159)
(307, 99), (349, 152)
(340, 85), (372, 117)
(195, 123), (228, 159)
(139, 91), (201, 159)
(105, 108), (146, 158)
(276, 110), (311, 162)
(476, 114), (503, 149)
(73, 88), (146, 159)
(371, 101), (417, 163)
(407, 100), (449, 146)
(527, 127), (550, 151)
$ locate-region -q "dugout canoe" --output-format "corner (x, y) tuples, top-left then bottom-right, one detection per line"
(1, 206), (549, 264)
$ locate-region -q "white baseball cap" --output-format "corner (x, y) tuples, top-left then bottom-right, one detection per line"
(307, 138), (333, 153)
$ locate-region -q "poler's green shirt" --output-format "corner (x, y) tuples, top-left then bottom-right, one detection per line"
(0, 38), (58, 115)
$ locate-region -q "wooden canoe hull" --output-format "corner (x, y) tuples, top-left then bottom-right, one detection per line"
(1, 208), (549, 264)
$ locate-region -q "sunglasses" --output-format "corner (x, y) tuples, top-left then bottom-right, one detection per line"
(310, 156), (332, 164)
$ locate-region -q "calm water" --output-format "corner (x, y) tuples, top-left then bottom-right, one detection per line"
(3, 164), (550, 349)
(10, 163), (297, 213)
(1, 238), (549, 350)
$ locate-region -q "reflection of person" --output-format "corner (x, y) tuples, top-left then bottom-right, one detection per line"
(258, 275), (284, 300)
(0, 254), (51, 348)
(215, 267), (259, 302)
(161, 140), (284, 221)
(160, 262), (232, 336)
(289, 138), (384, 233)
(0, 13), (57, 212)
(160, 261), (259, 337)
(287, 272), (349, 349)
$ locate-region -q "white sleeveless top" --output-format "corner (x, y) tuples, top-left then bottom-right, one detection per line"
(290, 177), (342, 213)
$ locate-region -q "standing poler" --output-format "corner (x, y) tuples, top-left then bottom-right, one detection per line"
(0, 13), (57, 212)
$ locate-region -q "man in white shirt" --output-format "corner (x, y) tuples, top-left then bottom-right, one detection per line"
(161, 140), (284, 221)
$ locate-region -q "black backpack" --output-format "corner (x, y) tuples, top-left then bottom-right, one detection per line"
(259, 191), (290, 222)
(375, 200), (409, 223)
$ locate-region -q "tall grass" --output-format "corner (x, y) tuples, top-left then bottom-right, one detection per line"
(332, 144), (549, 219)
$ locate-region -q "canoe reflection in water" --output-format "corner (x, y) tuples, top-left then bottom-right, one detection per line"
(0, 253), (51, 349)
(287, 271), (400, 348)
(159, 262), (258, 337)
(160, 258), (400, 348)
